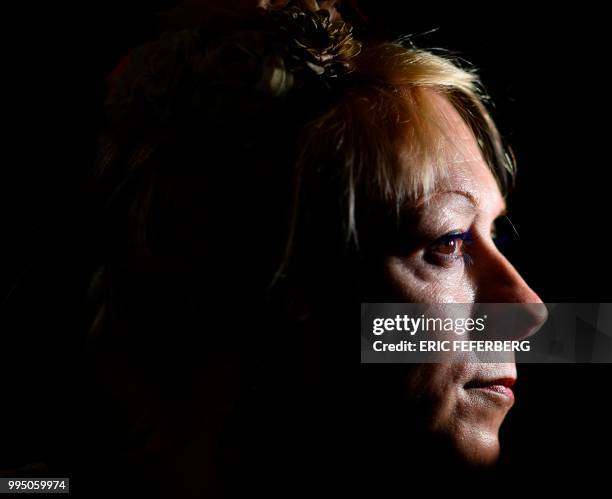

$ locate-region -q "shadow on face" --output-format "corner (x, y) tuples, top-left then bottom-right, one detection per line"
(373, 90), (547, 466)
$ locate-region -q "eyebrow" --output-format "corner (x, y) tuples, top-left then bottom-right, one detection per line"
(411, 189), (477, 210)
(439, 189), (478, 207)
(410, 189), (507, 217)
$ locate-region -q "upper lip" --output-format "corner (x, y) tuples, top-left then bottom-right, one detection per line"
(464, 376), (516, 389)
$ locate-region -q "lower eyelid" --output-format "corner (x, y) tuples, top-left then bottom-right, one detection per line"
(425, 251), (466, 268)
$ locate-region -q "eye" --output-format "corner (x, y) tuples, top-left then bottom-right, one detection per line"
(426, 230), (473, 265)
(431, 234), (465, 255)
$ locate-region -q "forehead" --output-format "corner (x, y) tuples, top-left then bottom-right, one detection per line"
(403, 89), (505, 215)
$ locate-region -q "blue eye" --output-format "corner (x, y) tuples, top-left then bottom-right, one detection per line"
(427, 230), (473, 265)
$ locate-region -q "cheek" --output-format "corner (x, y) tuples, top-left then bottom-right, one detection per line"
(383, 256), (476, 303)
(404, 364), (463, 431)
(406, 364), (458, 402)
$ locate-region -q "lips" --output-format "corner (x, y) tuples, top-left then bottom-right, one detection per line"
(464, 377), (516, 401)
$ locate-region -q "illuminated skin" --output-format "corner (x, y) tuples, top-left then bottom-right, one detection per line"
(383, 90), (548, 465)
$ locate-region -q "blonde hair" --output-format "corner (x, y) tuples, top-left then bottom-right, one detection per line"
(85, 4), (518, 471)
(94, 11), (514, 303)
(277, 41), (514, 285)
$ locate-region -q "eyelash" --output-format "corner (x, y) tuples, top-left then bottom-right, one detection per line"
(427, 230), (474, 266)
(423, 214), (518, 268)
(428, 224), (514, 267)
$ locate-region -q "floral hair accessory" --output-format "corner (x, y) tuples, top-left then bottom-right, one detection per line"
(271, 3), (362, 79)
(105, 0), (364, 127)
(256, 1), (362, 96)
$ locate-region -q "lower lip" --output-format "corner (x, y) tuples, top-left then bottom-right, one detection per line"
(471, 384), (515, 401)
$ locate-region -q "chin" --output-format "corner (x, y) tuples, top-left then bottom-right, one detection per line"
(430, 388), (512, 466)
(446, 422), (503, 466)
(422, 405), (508, 467)
(407, 362), (515, 467)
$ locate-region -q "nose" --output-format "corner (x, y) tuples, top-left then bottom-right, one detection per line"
(474, 246), (548, 340)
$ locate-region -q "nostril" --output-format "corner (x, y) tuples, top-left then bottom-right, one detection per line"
(504, 302), (548, 340)
(492, 302), (547, 341)
(523, 302), (549, 338)
(474, 302), (549, 341)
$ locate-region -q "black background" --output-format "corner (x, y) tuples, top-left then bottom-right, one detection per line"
(2, 1), (611, 494)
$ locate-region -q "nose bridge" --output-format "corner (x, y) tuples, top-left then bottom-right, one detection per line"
(476, 244), (541, 304)
(474, 245), (548, 341)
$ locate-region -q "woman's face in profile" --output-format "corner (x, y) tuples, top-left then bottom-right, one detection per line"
(382, 90), (547, 464)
